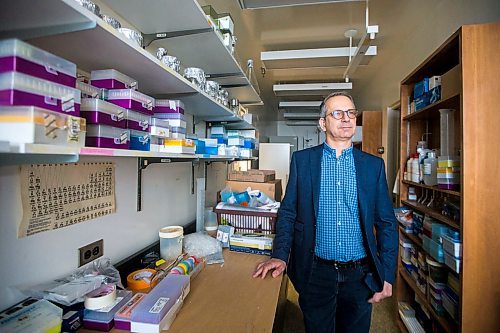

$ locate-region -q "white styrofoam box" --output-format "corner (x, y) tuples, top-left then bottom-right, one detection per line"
(353, 126), (363, 142)
(442, 234), (462, 258)
(227, 136), (244, 147)
(429, 76), (442, 90)
(217, 14), (234, 35)
(200, 138), (218, 147)
(0, 105), (86, 147)
(210, 125), (226, 135)
(239, 130), (257, 139)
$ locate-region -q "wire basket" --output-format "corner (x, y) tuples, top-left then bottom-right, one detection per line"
(214, 205), (277, 235)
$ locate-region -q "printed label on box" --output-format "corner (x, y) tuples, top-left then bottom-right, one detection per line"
(149, 297), (170, 314)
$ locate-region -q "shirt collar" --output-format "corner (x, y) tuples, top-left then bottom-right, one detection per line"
(323, 142), (353, 158)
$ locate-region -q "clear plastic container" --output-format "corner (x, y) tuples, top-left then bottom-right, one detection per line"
(200, 138), (218, 147)
(86, 124), (129, 149)
(126, 110), (150, 131)
(163, 139), (195, 154)
(0, 71), (81, 116)
(106, 89), (154, 115)
(154, 99), (184, 114)
(444, 252), (461, 273)
(0, 299), (63, 333)
(399, 237), (413, 264)
(0, 39), (76, 87)
(130, 129), (150, 151)
(439, 109), (455, 156)
(76, 81), (105, 98)
(159, 226), (183, 260)
(0, 105), (86, 147)
(91, 69), (138, 90)
(437, 178), (460, 190)
(153, 113), (186, 128)
(228, 136), (244, 147)
(80, 98), (126, 128)
(442, 233), (462, 258)
(150, 118), (170, 138)
(426, 257), (447, 282)
(150, 135), (165, 152)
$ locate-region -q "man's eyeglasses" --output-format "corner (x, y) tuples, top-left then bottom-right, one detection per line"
(325, 109), (358, 120)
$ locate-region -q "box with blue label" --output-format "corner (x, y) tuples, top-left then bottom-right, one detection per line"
(413, 78), (429, 98)
(414, 94), (430, 111)
(243, 138), (256, 149)
(428, 85), (441, 104)
(229, 233), (274, 256)
(130, 129), (150, 151)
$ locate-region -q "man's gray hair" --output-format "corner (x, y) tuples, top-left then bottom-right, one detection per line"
(319, 91), (356, 118)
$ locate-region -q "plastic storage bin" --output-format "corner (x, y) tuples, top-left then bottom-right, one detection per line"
(77, 81), (105, 99)
(150, 118), (170, 138)
(86, 124), (130, 149)
(0, 39), (77, 87)
(444, 251), (461, 273)
(130, 129), (150, 151)
(429, 238), (445, 263)
(0, 71), (81, 116)
(442, 286), (459, 320)
(126, 110), (150, 132)
(90, 69), (137, 90)
(399, 237), (413, 264)
(80, 98), (126, 128)
(227, 136), (244, 147)
(170, 126), (186, 140)
(0, 105), (86, 147)
(426, 257), (447, 283)
(154, 99), (184, 114)
(442, 233), (462, 258)
(163, 139), (195, 154)
(150, 136), (165, 152)
(0, 298), (63, 333)
(106, 89), (154, 115)
(214, 202), (278, 234)
(153, 113), (186, 128)
(159, 226), (183, 261)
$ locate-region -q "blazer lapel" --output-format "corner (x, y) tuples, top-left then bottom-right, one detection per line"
(311, 144), (323, 219)
(353, 148), (368, 229)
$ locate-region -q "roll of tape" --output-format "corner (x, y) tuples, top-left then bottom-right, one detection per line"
(84, 284), (117, 310)
(127, 268), (156, 293)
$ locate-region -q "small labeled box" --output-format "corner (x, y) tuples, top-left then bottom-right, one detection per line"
(0, 105), (86, 147)
(86, 124), (130, 150)
(81, 98), (126, 128)
(0, 38), (77, 87)
(154, 99), (184, 114)
(153, 113), (186, 128)
(106, 89), (154, 115)
(0, 71), (81, 116)
(91, 69), (138, 90)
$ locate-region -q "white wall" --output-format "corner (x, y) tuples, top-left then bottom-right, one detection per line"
(276, 121), (320, 150)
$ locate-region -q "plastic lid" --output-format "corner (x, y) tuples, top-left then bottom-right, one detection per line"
(426, 257), (444, 267)
(205, 225), (218, 231)
(0, 39), (76, 77)
(81, 98), (126, 119)
(159, 226), (183, 238)
(91, 69), (137, 89)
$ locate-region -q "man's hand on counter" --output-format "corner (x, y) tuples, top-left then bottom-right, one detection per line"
(252, 258), (287, 279)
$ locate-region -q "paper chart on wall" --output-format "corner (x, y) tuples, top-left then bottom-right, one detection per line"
(19, 162), (115, 238)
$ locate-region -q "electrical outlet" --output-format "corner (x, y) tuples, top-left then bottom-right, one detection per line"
(79, 239), (103, 267)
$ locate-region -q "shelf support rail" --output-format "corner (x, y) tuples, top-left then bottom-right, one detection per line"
(142, 28), (213, 47)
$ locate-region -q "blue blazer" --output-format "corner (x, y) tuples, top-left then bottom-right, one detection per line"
(272, 144), (398, 294)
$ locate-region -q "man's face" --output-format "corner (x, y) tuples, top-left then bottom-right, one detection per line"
(319, 95), (357, 141)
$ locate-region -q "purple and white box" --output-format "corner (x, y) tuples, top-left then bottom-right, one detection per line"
(85, 124), (130, 150)
(0, 71), (81, 116)
(154, 99), (184, 114)
(130, 274), (190, 333)
(127, 110), (151, 132)
(106, 89), (154, 115)
(0, 39), (77, 87)
(83, 290), (133, 332)
(91, 69), (138, 90)
(152, 112), (186, 128)
(81, 98), (126, 128)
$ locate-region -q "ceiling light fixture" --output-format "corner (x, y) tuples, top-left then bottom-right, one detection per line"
(273, 82), (352, 96)
(283, 112), (321, 119)
(279, 101), (322, 108)
(238, 0), (364, 10)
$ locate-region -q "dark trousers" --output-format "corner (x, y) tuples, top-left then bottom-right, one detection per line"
(298, 258), (374, 333)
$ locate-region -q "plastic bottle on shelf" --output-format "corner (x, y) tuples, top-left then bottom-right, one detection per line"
(411, 153), (420, 183)
(423, 151), (438, 186)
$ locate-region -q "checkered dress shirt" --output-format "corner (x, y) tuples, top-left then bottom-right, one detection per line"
(314, 143), (367, 261)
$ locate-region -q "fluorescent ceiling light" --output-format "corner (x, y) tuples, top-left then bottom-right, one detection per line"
(238, 0), (363, 9)
(284, 112), (320, 119)
(273, 82), (352, 96)
(279, 101), (322, 108)
(261, 46), (376, 69)
(344, 25), (378, 80)
(284, 120), (321, 126)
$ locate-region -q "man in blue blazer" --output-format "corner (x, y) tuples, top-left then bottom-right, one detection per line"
(253, 92), (398, 333)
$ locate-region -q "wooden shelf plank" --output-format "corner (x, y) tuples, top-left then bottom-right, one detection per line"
(399, 269), (457, 333)
(401, 200), (460, 229)
(403, 94), (460, 121)
(402, 180), (461, 197)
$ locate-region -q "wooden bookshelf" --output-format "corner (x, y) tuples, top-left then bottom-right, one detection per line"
(401, 200), (459, 229)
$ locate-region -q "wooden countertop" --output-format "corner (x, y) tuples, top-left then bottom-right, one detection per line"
(81, 250), (285, 333)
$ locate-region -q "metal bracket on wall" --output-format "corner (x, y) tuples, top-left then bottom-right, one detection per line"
(142, 28), (213, 47)
(137, 156), (199, 211)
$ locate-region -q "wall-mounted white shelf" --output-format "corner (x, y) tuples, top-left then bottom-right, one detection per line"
(1, 0), (255, 127)
(102, 0), (262, 104)
(0, 143), (79, 166)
